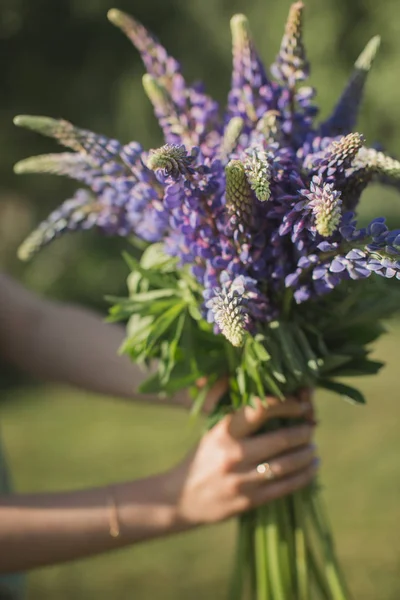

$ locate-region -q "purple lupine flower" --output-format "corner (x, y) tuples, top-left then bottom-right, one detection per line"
(14, 3), (400, 345)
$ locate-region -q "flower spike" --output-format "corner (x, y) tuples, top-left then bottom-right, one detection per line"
(219, 117), (244, 161)
(17, 190), (102, 261)
(272, 1), (309, 86)
(225, 160), (254, 226)
(13, 115), (122, 163)
(107, 9), (179, 83)
(256, 111), (283, 145)
(142, 74), (192, 146)
(354, 147), (400, 179)
(109, 9), (219, 149)
(228, 14), (269, 123)
(307, 179), (342, 237)
(208, 289), (246, 347)
(320, 35), (380, 136)
(14, 153), (101, 182)
(244, 149), (271, 202)
(147, 144), (195, 180)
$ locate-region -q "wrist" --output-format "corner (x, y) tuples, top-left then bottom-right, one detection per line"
(112, 472), (187, 544)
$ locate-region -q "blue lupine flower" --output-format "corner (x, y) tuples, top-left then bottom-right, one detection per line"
(13, 3), (400, 344)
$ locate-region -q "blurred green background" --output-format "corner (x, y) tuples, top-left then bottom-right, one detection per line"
(1, 0), (400, 598)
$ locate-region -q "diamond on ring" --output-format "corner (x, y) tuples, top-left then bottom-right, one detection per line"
(256, 462), (274, 480)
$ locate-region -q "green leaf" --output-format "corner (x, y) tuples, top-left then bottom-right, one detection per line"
(146, 302), (186, 350)
(328, 359), (384, 378)
(160, 312), (186, 384)
(269, 322), (303, 380)
(138, 372), (164, 395)
(318, 380), (366, 405)
(252, 337), (271, 362)
(129, 289), (178, 303)
(320, 354), (353, 374)
(293, 325), (320, 374)
(140, 243), (177, 272)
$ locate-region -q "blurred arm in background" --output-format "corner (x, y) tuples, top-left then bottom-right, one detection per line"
(0, 273), (204, 408)
(0, 396), (316, 573)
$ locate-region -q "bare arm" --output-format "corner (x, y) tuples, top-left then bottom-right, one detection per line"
(0, 274), (187, 405)
(0, 398), (316, 573)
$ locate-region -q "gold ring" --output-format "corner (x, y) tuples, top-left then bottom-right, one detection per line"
(256, 462), (274, 480)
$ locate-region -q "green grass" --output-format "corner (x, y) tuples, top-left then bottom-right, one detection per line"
(2, 322), (400, 599)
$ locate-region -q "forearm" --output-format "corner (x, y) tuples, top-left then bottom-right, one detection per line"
(0, 274), (189, 405)
(14, 300), (148, 400)
(0, 474), (181, 573)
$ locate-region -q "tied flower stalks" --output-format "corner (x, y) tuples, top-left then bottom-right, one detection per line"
(13, 3), (400, 598)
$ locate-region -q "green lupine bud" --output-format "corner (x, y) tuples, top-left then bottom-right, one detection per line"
(142, 74), (193, 147)
(354, 147), (400, 179)
(273, 1), (309, 85)
(355, 35), (381, 71)
(230, 14), (258, 122)
(147, 144), (193, 179)
(320, 36), (380, 136)
(14, 116), (83, 151)
(225, 160), (254, 225)
(256, 111), (283, 145)
(211, 290), (246, 347)
(230, 14), (251, 53)
(14, 153), (97, 176)
(220, 117), (244, 160)
(142, 74), (174, 115)
(13, 115), (122, 164)
(312, 193), (342, 237)
(329, 132), (365, 165)
(244, 149), (271, 202)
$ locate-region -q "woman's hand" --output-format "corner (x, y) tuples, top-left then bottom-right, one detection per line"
(164, 395), (317, 527)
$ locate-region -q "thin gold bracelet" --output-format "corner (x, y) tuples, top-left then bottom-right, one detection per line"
(107, 487), (120, 538)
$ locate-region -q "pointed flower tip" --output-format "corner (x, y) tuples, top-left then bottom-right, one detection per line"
(13, 115), (54, 131)
(17, 243), (30, 262)
(107, 8), (128, 28)
(17, 232), (40, 262)
(355, 35), (381, 71)
(13, 160), (30, 175)
(287, 1), (305, 27)
(13, 115), (56, 133)
(230, 13), (250, 47)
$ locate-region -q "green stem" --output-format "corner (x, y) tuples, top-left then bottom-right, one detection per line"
(279, 497), (296, 599)
(265, 502), (286, 600)
(293, 491), (309, 600)
(309, 488), (351, 600)
(228, 515), (248, 600)
(277, 500), (291, 586)
(255, 508), (270, 600)
(306, 544), (331, 600)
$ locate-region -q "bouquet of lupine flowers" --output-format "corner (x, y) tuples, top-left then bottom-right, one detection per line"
(13, 2), (400, 598)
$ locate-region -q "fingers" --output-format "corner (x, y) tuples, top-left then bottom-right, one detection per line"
(240, 423), (314, 465)
(226, 396), (312, 439)
(252, 460), (319, 507)
(241, 444), (316, 485)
